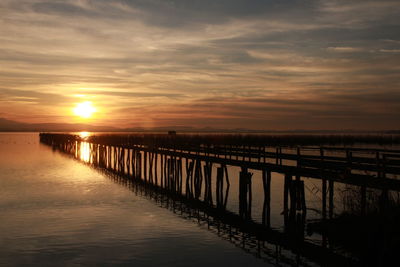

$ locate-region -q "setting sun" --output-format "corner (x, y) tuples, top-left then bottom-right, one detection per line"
(73, 101), (96, 118)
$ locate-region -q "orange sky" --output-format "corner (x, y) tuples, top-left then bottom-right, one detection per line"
(1, 0), (399, 130)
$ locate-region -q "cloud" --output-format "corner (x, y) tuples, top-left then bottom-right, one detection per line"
(83, 90), (184, 99)
(0, 88), (73, 105)
(0, 0), (399, 129)
(327, 47), (364, 52)
(380, 49), (400, 53)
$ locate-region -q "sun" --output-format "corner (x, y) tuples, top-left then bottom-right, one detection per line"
(73, 101), (96, 118)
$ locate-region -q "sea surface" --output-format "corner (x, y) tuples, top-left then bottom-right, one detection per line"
(0, 133), (270, 266)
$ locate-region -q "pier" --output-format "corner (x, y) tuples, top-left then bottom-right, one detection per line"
(39, 133), (400, 266)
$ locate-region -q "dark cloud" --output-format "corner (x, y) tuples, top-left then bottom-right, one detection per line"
(32, 2), (95, 17)
(107, 0), (320, 28)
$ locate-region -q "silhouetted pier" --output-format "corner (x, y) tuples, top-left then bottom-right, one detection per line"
(39, 133), (400, 266)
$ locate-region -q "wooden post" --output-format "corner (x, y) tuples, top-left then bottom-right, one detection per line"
(160, 153), (164, 187)
(322, 178), (327, 221)
(248, 171), (252, 219)
(204, 163), (212, 204)
(113, 146), (117, 170)
(276, 147), (279, 165)
(154, 153), (158, 186)
(186, 159), (195, 198)
(108, 146), (111, 169)
(121, 147), (125, 174)
(239, 168), (246, 218)
(239, 167), (252, 220)
(376, 152), (381, 178)
(262, 170), (271, 227)
(178, 158), (183, 194)
(284, 173), (291, 227)
(144, 151), (147, 182)
(224, 165), (230, 208)
(134, 149), (138, 178)
(361, 184), (366, 216)
(347, 150), (352, 176)
(136, 152), (142, 179)
(185, 158), (190, 197)
(321, 148), (327, 221)
(163, 155), (167, 188)
(216, 166), (224, 209)
(166, 158), (171, 190)
(148, 152), (153, 184)
(329, 180), (334, 219)
(194, 159), (203, 199)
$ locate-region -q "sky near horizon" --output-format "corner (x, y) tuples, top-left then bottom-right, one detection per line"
(0, 0), (399, 130)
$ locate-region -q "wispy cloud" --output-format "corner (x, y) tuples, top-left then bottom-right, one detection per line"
(327, 47), (365, 52)
(380, 49), (400, 53)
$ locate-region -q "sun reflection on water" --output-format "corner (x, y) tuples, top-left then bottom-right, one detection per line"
(80, 142), (91, 163)
(79, 131), (91, 139)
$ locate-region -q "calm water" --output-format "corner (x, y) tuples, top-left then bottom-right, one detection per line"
(0, 133), (270, 266)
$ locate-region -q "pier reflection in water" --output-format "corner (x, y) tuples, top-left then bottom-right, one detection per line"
(1, 133), (275, 266)
(39, 133), (400, 266)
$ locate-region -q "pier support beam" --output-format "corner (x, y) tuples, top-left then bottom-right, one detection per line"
(185, 159), (195, 199)
(204, 162), (213, 205)
(239, 167), (252, 220)
(262, 170), (271, 228)
(216, 165), (229, 209)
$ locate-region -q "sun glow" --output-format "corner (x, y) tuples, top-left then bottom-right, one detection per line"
(79, 131), (91, 138)
(73, 101), (96, 118)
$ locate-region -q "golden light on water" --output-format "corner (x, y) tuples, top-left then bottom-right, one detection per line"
(80, 142), (91, 163)
(76, 133), (92, 162)
(79, 131), (91, 138)
(73, 101), (96, 118)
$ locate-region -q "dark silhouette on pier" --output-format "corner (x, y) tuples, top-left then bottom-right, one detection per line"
(39, 133), (400, 266)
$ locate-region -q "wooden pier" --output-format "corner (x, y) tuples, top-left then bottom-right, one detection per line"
(39, 133), (400, 266)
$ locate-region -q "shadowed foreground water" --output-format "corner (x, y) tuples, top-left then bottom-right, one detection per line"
(0, 133), (270, 266)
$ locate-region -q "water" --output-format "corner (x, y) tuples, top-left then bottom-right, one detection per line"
(0, 133), (270, 266)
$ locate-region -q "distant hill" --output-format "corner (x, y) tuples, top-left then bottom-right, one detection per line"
(0, 118), (117, 132)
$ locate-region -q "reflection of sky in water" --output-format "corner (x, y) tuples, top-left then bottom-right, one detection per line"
(0, 133), (269, 266)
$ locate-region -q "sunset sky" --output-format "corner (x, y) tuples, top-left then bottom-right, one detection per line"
(1, 0), (399, 130)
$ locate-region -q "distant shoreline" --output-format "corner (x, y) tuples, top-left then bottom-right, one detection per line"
(1, 129), (400, 134)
